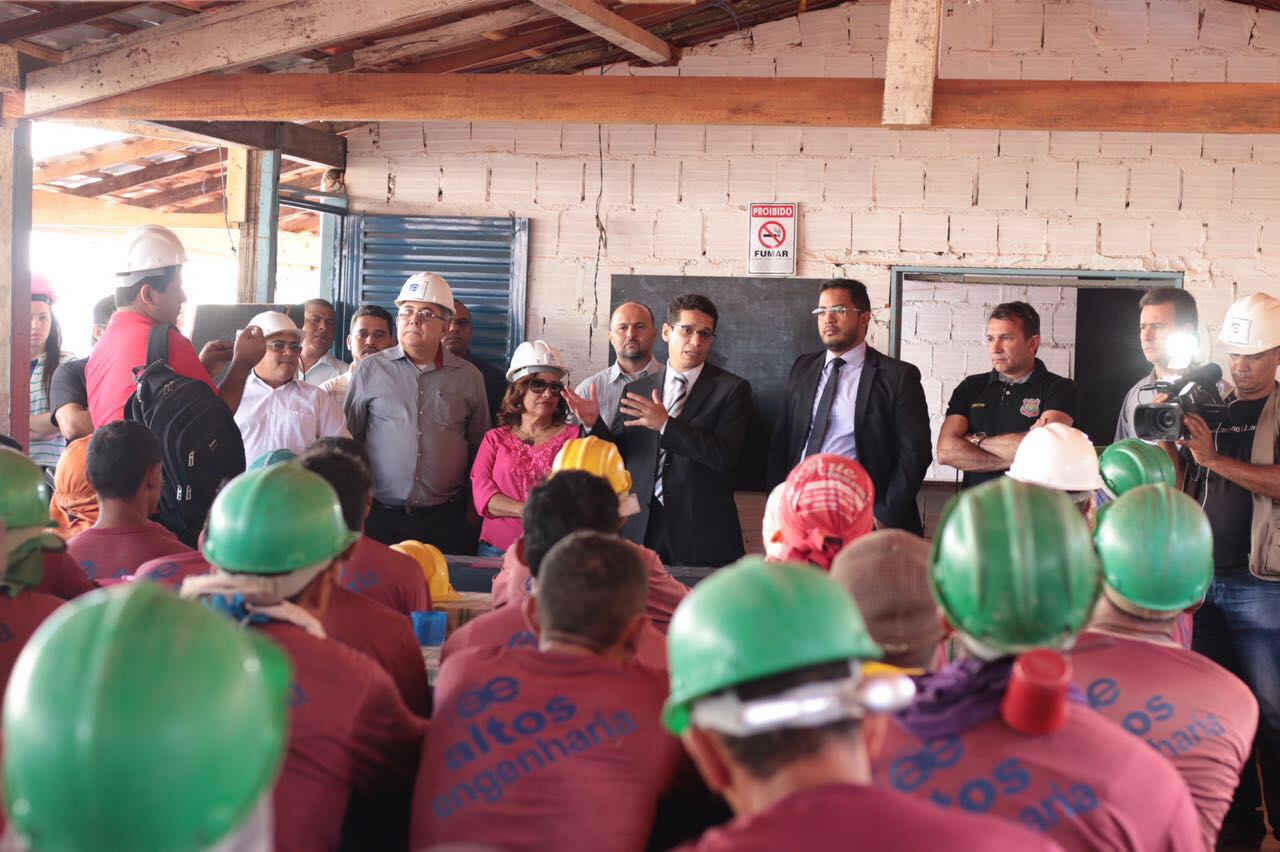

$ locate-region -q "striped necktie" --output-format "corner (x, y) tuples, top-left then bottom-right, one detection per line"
(654, 374), (687, 505)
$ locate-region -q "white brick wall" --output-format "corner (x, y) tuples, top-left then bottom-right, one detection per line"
(346, 0), (1280, 443)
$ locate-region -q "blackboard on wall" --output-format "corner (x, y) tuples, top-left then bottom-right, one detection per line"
(611, 275), (832, 491)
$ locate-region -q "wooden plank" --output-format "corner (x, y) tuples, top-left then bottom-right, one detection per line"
(31, 75), (1280, 133)
(0, 121), (31, 440)
(24, 0), (488, 115)
(526, 0), (674, 63)
(346, 7), (549, 69)
(882, 0), (941, 127)
(31, 190), (227, 228)
(34, 136), (183, 185)
(0, 45), (17, 94)
(0, 3), (140, 43)
(62, 148), (222, 197)
(158, 121), (345, 169)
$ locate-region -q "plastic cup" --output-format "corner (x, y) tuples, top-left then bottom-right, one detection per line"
(411, 611), (448, 646)
(1001, 649), (1072, 736)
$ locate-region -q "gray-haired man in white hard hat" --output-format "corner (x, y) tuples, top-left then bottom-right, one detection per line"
(344, 273), (490, 555)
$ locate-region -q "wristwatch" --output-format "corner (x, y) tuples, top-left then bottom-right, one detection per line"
(968, 432), (988, 448)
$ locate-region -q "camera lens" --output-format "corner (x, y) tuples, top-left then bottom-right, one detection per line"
(1155, 409), (1178, 432)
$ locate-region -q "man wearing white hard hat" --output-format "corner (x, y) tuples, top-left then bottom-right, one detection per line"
(233, 310), (349, 461)
(1006, 421), (1104, 525)
(1178, 292), (1280, 848)
(345, 272), (490, 554)
(87, 225), (266, 426)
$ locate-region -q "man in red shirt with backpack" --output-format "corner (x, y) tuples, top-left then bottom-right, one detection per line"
(86, 225), (264, 427)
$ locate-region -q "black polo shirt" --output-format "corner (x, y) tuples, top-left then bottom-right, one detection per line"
(945, 358), (1080, 489)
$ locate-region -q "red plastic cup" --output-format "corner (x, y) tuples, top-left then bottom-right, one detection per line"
(1001, 649), (1072, 736)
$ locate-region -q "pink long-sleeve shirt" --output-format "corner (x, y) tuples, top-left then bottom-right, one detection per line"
(470, 425), (580, 552)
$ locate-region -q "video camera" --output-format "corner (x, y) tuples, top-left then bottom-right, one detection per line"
(1133, 363), (1228, 441)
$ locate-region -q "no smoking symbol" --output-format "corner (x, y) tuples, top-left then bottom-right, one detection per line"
(758, 221), (786, 248)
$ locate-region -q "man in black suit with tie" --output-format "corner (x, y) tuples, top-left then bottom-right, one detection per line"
(564, 293), (751, 567)
(767, 279), (932, 534)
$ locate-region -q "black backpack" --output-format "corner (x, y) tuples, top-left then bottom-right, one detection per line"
(125, 322), (245, 547)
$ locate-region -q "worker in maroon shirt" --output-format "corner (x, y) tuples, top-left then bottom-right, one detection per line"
(490, 435), (688, 633)
(0, 451), (67, 698)
(65, 421), (191, 581)
(3, 581), (291, 852)
(873, 478), (1202, 852)
(413, 530), (681, 851)
(662, 556), (1061, 852)
(181, 462), (425, 852)
(86, 225), (265, 427)
(1071, 483), (1258, 848)
(304, 436), (431, 616)
(300, 442), (432, 717)
(445, 470), (667, 670)
(0, 445), (96, 602)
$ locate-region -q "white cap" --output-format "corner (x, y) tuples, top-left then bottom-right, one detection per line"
(117, 225), (186, 277)
(396, 272), (454, 312)
(1218, 293), (1280, 355)
(1007, 422), (1103, 492)
(507, 340), (568, 383)
(246, 310), (302, 339)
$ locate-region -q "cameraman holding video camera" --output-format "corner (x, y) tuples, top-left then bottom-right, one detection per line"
(1116, 288), (1206, 440)
(1178, 292), (1280, 849)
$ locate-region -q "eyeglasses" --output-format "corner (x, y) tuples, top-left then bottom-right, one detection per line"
(673, 324), (715, 341)
(812, 307), (865, 318)
(526, 379), (565, 395)
(267, 340), (303, 354)
(398, 307), (447, 323)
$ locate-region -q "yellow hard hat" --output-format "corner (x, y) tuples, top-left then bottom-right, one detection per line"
(552, 436), (632, 496)
(391, 540), (461, 603)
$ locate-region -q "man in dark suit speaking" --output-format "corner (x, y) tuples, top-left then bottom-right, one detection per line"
(767, 279), (932, 534)
(564, 293), (751, 567)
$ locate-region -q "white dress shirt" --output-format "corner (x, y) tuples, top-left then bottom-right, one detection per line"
(234, 372), (350, 462)
(574, 357), (664, 427)
(297, 352), (349, 386)
(808, 341), (867, 459)
(658, 363), (704, 434)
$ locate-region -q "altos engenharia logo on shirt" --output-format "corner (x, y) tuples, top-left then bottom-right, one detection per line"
(431, 675), (639, 819)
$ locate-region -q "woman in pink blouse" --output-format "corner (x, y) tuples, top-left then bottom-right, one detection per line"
(471, 341), (581, 556)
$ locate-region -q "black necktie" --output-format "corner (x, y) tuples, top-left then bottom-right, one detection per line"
(804, 357), (845, 458)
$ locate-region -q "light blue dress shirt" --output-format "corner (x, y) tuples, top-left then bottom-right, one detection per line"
(808, 341), (867, 459)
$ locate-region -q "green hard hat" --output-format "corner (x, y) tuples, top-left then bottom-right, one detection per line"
(930, 478), (1102, 655)
(247, 447), (297, 470)
(1094, 484), (1212, 613)
(1099, 439), (1176, 497)
(0, 448), (52, 530)
(663, 557), (882, 736)
(203, 463), (358, 574)
(3, 582), (291, 852)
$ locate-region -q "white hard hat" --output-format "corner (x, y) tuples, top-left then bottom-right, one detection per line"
(507, 340), (568, 383)
(116, 225), (186, 277)
(396, 272), (454, 312)
(1218, 293), (1280, 355)
(246, 310), (301, 339)
(762, 483), (787, 560)
(1007, 423), (1103, 492)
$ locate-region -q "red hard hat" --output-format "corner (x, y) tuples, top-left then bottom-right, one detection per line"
(30, 273), (55, 304)
(777, 453), (876, 571)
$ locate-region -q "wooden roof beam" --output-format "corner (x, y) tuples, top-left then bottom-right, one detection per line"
(23, 74), (1280, 134)
(34, 136), (188, 185)
(23, 0), (488, 115)
(0, 3), (142, 43)
(59, 148), (223, 197)
(882, 0), (941, 127)
(526, 0), (675, 64)
(156, 122), (345, 169)
(32, 190), (227, 229)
